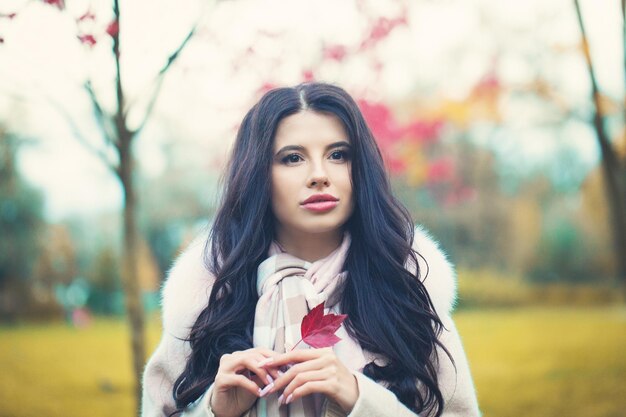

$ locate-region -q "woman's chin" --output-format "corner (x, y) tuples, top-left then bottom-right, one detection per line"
(292, 222), (345, 236)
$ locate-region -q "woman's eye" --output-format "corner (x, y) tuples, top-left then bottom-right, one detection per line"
(282, 154), (303, 164)
(330, 150), (348, 161)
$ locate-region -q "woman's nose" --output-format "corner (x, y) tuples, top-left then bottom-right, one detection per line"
(307, 163), (330, 188)
(308, 175), (330, 188)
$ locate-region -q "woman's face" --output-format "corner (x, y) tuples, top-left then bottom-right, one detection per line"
(271, 110), (354, 239)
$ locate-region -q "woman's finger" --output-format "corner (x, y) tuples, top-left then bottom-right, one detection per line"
(267, 356), (327, 394)
(219, 354), (273, 388)
(250, 354), (281, 382)
(279, 369), (330, 402)
(259, 347), (331, 369)
(279, 380), (330, 405)
(240, 356), (276, 386)
(228, 356), (271, 385)
(220, 351), (281, 388)
(217, 374), (263, 397)
(252, 347), (281, 358)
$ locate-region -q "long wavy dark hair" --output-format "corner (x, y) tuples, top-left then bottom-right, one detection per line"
(171, 82), (455, 416)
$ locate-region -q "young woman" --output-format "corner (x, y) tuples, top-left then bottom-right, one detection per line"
(141, 82), (481, 417)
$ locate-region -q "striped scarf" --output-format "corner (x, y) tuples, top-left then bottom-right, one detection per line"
(251, 231), (366, 417)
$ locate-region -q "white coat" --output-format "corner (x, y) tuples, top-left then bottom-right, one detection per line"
(141, 227), (481, 417)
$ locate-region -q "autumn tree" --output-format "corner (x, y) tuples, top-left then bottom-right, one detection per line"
(573, 0), (626, 286)
(1, 0), (208, 406)
(34, 223), (78, 288)
(0, 125), (45, 321)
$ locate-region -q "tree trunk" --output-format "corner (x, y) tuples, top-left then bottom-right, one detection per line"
(574, 0), (626, 288)
(118, 133), (146, 410)
(110, 0), (146, 408)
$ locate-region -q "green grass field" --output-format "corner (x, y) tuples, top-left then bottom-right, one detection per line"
(0, 306), (624, 417)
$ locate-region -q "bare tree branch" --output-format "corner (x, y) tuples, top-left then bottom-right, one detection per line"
(112, 0), (127, 146)
(622, 0), (625, 58)
(574, 0), (621, 169)
(83, 81), (117, 147)
(44, 93), (118, 176)
(0, 47), (119, 175)
(132, 4), (212, 137)
(622, 0), (625, 128)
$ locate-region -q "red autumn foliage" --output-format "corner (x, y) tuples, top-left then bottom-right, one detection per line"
(442, 185), (473, 207)
(358, 14), (408, 51)
(356, 99), (452, 178)
(43, 0), (65, 10)
(427, 158), (455, 183)
(295, 301), (347, 349)
(400, 120), (444, 145)
(301, 69), (315, 82)
(385, 157), (407, 174)
(106, 20), (119, 37)
(357, 99), (408, 174)
(78, 34), (96, 47)
(357, 99), (401, 148)
(256, 82), (277, 96)
(322, 44), (347, 62)
(470, 72), (501, 102)
(77, 9), (96, 22)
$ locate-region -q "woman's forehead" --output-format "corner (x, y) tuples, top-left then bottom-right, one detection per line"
(273, 111), (349, 149)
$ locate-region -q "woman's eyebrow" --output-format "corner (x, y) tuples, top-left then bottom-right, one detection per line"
(274, 141), (351, 155)
(275, 145), (305, 155)
(326, 141), (351, 149)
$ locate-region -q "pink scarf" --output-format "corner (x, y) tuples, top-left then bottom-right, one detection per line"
(251, 232), (367, 417)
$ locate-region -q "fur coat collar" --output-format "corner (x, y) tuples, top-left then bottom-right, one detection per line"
(159, 225), (457, 340)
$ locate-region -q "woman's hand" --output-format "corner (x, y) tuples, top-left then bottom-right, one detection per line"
(260, 347), (359, 413)
(210, 348), (280, 417)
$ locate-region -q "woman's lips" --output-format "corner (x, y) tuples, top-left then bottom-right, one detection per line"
(301, 201), (339, 213)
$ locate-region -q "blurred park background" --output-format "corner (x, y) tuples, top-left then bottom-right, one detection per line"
(1, 0), (625, 416)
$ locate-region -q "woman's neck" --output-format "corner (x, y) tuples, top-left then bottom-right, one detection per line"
(274, 228), (344, 262)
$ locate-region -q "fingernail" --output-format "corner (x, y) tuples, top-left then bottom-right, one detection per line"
(277, 370), (284, 377)
(258, 357), (274, 366)
(257, 387), (262, 396)
(278, 394), (284, 405)
(259, 383), (274, 397)
(286, 394), (293, 404)
(266, 374), (274, 384)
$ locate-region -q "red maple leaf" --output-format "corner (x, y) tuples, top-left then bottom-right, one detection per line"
(292, 301), (347, 350)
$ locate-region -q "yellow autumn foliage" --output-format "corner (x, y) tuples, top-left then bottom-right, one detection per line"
(1, 308), (625, 417)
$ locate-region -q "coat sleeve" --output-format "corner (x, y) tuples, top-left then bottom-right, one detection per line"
(333, 317), (480, 417)
(141, 238), (220, 417)
(323, 227), (481, 417)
